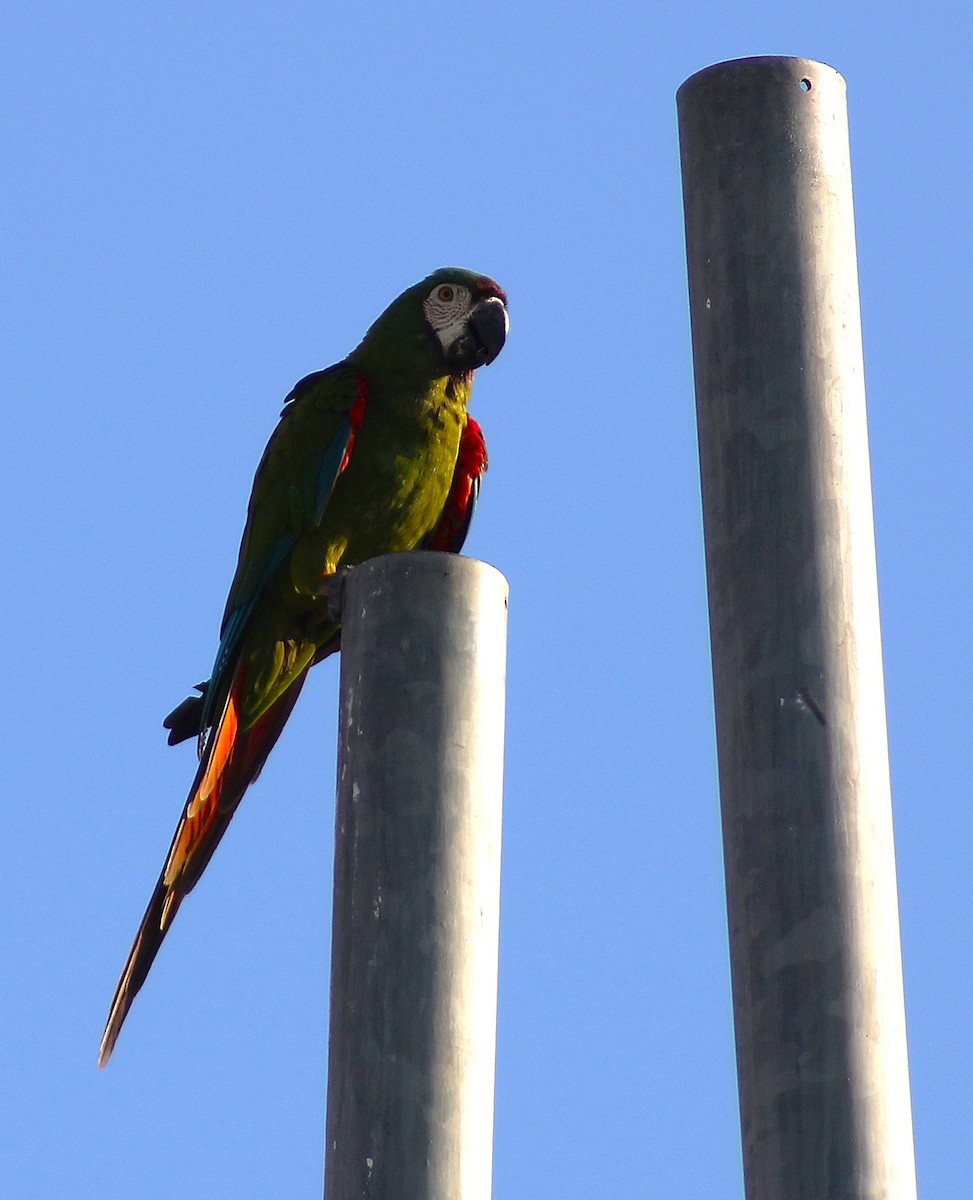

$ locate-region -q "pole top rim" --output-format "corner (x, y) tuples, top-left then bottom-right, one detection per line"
(677, 56), (845, 105)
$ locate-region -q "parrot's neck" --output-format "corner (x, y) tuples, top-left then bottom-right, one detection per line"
(350, 327), (448, 393)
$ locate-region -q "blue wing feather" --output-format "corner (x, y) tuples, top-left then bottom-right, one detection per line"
(196, 366), (360, 745)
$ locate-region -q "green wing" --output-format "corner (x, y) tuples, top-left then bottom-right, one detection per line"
(198, 363), (365, 739)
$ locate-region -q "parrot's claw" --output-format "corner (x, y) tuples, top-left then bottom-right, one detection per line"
(317, 567), (350, 623)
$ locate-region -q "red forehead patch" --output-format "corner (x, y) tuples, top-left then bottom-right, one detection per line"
(474, 277), (508, 305)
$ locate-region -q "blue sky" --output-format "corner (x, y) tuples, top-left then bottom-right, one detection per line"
(3, 3), (971, 1197)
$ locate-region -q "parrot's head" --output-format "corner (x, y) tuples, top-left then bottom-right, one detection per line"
(419, 268), (508, 373)
(356, 268), (508, 381)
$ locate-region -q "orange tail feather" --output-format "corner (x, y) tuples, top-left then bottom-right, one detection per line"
(99, 669), (308, 1067)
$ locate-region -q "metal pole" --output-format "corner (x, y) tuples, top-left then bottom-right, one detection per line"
(324, 552), (507, 1200)
(678, 58), (917, 1199)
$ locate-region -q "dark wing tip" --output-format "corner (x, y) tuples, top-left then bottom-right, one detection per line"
(163, 684), (209, 746)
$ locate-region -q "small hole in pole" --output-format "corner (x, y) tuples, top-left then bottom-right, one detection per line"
(799, 77), (812, 91)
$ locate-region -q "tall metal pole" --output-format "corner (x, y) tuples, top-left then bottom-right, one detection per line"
(678, 58), (917, 1199)
(324, 552), (507, 1200)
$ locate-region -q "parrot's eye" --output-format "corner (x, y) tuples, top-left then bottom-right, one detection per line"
(422, 280), (472, 338)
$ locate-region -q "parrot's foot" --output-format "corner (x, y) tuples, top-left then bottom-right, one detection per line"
(316, 567), (350, 623)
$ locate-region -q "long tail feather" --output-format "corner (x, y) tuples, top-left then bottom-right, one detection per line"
(99, 668), (308, 1067)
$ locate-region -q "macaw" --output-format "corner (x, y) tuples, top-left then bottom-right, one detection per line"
(99, 268), (508, 1067)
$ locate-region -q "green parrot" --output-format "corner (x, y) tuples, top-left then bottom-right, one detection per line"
(99, 268), (508, 1067)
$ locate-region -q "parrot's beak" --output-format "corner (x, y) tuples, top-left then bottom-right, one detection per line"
(468, 296), (508, 366)
(444, 296), (509, 371)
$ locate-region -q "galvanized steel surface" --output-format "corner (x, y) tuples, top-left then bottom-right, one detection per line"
(324, 553), (507, 1200)
(679, 56), (917, 1200)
